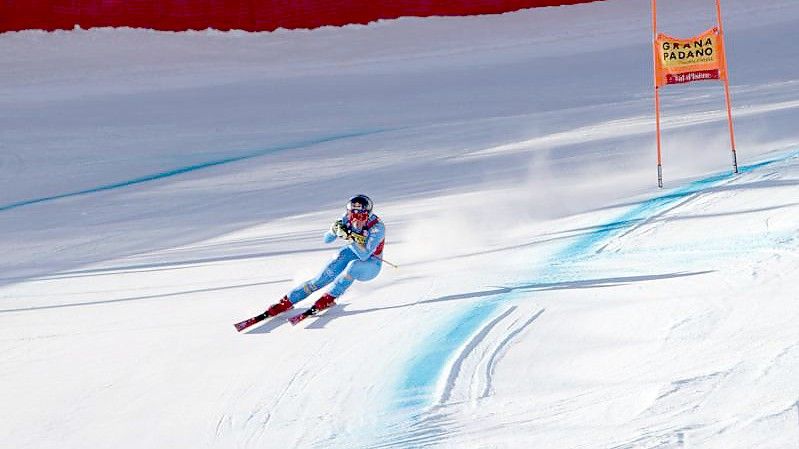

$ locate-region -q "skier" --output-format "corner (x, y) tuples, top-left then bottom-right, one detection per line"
(264, 194), (385, 318)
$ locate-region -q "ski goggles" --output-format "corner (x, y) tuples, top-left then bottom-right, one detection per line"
(347, 209), (369, 222)
(347, 204), (369, 222)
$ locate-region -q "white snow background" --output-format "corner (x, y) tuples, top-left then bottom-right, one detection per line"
(2, 0), (799, 448)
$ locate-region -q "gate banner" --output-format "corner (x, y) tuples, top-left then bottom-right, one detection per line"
(655, 26), (726, 87)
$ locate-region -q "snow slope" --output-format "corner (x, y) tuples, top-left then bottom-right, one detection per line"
(1, 0), (798, 448)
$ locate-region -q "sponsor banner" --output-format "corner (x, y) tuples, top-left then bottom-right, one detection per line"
(666, 69), (720, 85)
(655, 27), (726, 87)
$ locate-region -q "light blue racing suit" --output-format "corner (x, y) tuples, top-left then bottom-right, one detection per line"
(286, 213), (385, 303)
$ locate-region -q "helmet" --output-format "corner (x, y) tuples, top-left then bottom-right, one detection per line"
(346, 194), (373, 225)
(347, 194), (373, 213)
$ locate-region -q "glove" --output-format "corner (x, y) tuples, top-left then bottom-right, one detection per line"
(350, 231), (367, 246)
(332, 220), (351, 240)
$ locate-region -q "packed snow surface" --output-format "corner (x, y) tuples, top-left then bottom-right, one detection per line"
(2, 0), (799, 448)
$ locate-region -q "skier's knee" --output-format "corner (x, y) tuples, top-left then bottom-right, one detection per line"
(303, 282), (319, 295)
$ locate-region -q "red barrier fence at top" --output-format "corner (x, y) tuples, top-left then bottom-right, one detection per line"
(0, 0), (599, 33)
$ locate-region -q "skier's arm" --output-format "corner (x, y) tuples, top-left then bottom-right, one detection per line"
(350, 220), (385, 261)
(324, 216), (350, 243)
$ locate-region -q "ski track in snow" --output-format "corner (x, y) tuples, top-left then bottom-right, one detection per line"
(436, 305), (537, 405)
(478, 308), (547, 400)
(364, 149), (799, 448)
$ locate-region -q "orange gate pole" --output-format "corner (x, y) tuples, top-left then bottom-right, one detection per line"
(716, 0), (739, 173)
(652, 0), (664, 187)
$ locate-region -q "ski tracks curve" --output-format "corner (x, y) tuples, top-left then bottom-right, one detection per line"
(437, 306), (546, 406)
(366, 306), (544, 448)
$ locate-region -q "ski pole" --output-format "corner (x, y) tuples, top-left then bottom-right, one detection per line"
(375, 255), (399, 269)
(354, 240), (398, 268)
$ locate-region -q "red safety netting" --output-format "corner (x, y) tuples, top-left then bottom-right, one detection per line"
(0, 0), (598, 33)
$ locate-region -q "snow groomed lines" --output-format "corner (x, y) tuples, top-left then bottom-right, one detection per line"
(0, 129), (387, 213)
(382, 149), (799, 439)
(394, 301), (500, 411)
(480, 308), (546, 399)
(433, 305), (545, 406)
(437, 305), (517, 405)
(370, 307), (546, 448)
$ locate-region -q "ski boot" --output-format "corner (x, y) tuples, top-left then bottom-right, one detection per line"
(311, 293), (336, 314)
(288, 293), (337, 325)
(266, 296), (294, 317)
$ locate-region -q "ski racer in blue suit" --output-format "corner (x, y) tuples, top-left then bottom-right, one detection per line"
(264, 194), (385, 317)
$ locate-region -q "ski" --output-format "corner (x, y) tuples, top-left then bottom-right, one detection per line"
(234, 312), (268, 332)
(288, 307), (317, 325)
(288, 301), (337, 325)
(237, 301), (335, 330)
